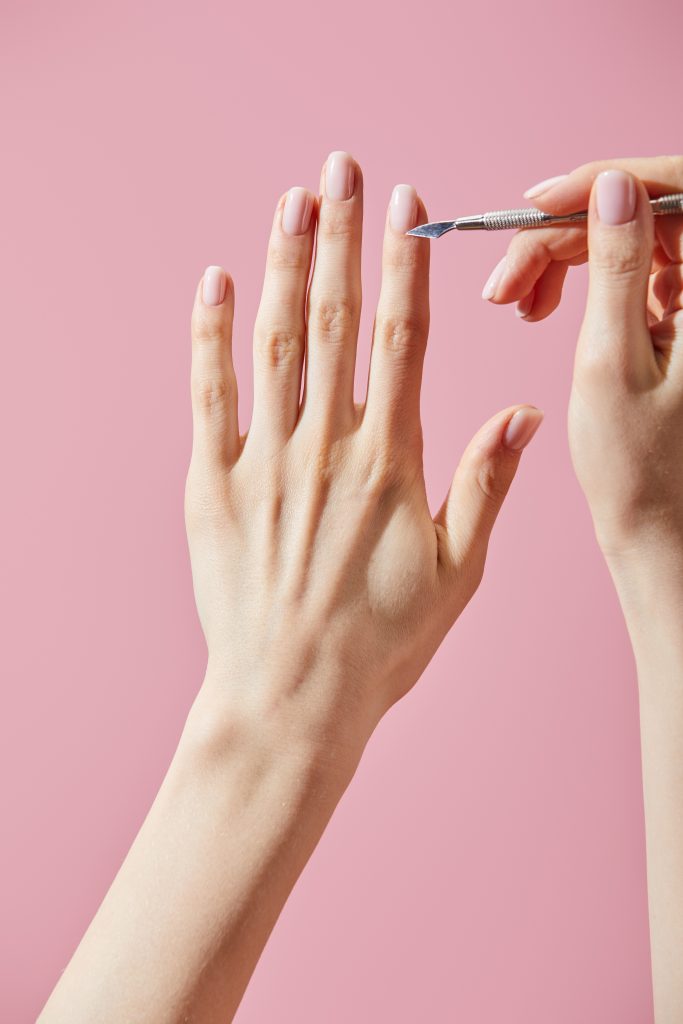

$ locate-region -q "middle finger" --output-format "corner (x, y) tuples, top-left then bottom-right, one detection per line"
(302, 151), (363, 433)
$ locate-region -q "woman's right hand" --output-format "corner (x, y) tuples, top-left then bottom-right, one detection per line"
(483, 156), (683, 558)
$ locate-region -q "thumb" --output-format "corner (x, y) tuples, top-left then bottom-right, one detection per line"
(582, 170), (654, 375)
(435, 405), (543, 571)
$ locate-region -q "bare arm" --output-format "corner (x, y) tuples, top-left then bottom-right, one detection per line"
(38, 151), (542, 1023)
(487, 154), (683, 1022)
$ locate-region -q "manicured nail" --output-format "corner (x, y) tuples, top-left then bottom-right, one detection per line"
(516, 291), (535, 318)
(503, 407), (544, 451)
(282, 186), (313, 236)
(325, 151), (355, 201)
(482, 256), (508, 300)
(523, 174), (569, 200)
(202, 266), (227, 306)
(596, 169), (636, 225)
(390, 184), (418, 233)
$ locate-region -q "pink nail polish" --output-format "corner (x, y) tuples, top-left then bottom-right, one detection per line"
(596, 170), (636, 225)
(203, 266), (227, 306)
(503, 407), (544, 451)
(523, 174), (569, 200)
(325, 151), (355, 201)
(282, 187), (313, 236)
(482, 256), (508, 300)
(516, 291), (534, 318)
(390, 184), (418, 233)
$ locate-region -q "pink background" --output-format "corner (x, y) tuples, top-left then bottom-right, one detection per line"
(1, 1), (680, 1020)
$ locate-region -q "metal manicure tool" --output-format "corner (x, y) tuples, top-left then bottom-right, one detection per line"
(406, 193), (683, 239)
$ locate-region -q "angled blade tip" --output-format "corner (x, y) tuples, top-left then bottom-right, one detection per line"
(406, 221), (455, 239)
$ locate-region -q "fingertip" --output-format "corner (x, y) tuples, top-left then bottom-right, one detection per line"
(281, 186), (316, 236)
(389, 183), (419, 234)
(502, 406), (544, 451)
(200, 265), (232, 307)
(516, 290), (535, 319)
(482, 255), (508, 301)
(323, 150), (362, 201)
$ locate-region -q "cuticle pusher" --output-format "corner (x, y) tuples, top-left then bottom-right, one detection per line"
(406, 193), (683, 238)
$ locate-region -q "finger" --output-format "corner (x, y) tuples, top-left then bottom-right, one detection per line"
(651, 310), (683, 369)
(482, 224), (586, 306)
(363, 186), (429, 441)
(525, 155), (683, 264)
(250, 187), (317, 448)
(652, 263), (683, 317)
(580, 170), (656, 384)
(190, 266), (239, 468)
(302, 151), (363, 431)
(524, 155), (683, 212)
(515, 259), (570, 322)
(434, 405), (543, 575)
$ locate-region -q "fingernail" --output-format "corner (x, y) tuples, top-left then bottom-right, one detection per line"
(325, 151), (355, 201)
(203, 266), (227, 306)
(482, 256), (508, 301)
(516, 291), (535, 318)
(596, 170), (636, 225)
(523, 174), (569, 200)
(282, 186), (313, 236)
(390, 184), (418, 233)
(503, 407), (544, 451)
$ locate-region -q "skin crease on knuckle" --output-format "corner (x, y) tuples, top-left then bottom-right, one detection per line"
(308, 296), (359, 345)
(375, 313), (427, 358)
(254, 326), (302, 369)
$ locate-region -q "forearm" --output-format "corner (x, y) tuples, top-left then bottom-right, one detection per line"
(39, 681), (363, 1024)
(607, 538), (683, 1024)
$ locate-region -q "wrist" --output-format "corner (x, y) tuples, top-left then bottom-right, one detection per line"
(600, 528), (683, 663)
(178, 665), (373, 792)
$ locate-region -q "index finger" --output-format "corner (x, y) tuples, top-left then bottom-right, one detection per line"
(528, 155), (683, 214)
(487, 155), (683, 311)
(529, 155), (683, 263)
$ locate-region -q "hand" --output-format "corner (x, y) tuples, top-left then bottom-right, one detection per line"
(38, 153), (544, 1024)
(482, 156), (683, 557)
(185, 151), (542, 761)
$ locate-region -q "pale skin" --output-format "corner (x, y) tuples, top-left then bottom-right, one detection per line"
(38, 152), (543, 1023)
(38, 152), (683, 1023)
(484, 154), (683, 1024)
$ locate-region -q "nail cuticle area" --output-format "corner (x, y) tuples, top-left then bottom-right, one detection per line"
(596, 170), (637, 226)
(325, 151), (355, 201)
(282, 187), (313, 236)
(202, 265), (227, 306)
(390, 183), (418, 234)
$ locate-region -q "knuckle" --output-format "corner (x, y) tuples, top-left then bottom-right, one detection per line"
(309, 297), (357, 343)
(320, 207), (356, 239)
(254, 326), (303, 368)
(192, 309), (227, 346)
(191, 375), (233, 416)
(384, 243), (426, 273)
(474, 458), (508, 508)
(268, 243), (311, 273)
(575, 332), (625, 388)
(375, 312), (428, 358)
(360, 446), (397, 497)
(299, 436), (346, 491)
(184, 466), (228, 532)
(592, 245), (649, 279)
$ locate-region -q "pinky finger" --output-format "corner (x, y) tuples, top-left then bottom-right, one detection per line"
(190, 266), (240, 468)
(516, 259), (570, 322)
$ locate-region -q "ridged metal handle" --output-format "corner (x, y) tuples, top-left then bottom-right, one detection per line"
(483, 208), (552, 230)
(652, 194), (683, 214)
